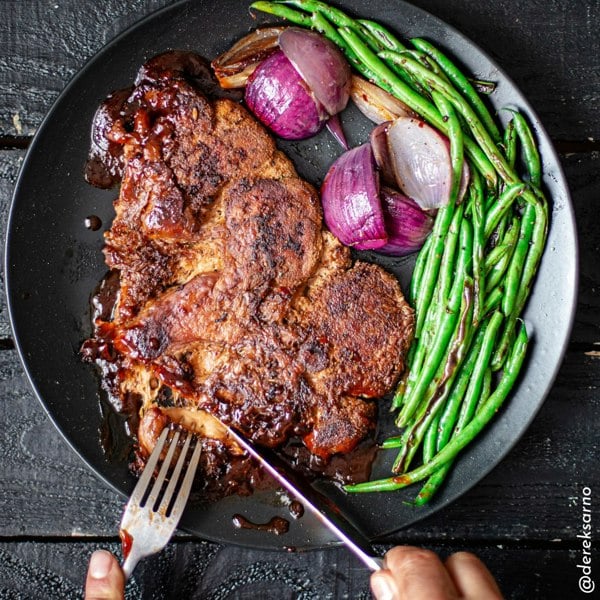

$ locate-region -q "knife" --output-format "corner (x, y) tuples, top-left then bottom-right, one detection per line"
(224, 425), (385, 571)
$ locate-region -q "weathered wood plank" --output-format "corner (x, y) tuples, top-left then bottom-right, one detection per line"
(0, 0), (173, 137)
(0, 0), (598, 140)
(0, 150), (24, 338)
(0, 350), (124, 536)
(0, 539), (596, 599)
(568, 151), (600, 347)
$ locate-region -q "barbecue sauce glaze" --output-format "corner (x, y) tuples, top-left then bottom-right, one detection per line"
(81, 51), (380, 511)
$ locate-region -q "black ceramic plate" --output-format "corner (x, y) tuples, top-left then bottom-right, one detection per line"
(5, 0), (577, 550)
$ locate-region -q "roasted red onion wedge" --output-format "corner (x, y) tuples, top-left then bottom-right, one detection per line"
(387, 116), (453, 210)
(217, 27), (351, 143)
(378, 187), (434, 256)
(245, 50), (328, 140)
(279, 27), (351, 116)
(321, 143), (388, 250)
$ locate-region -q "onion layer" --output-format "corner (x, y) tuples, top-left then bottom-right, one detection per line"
(211, 27), (285, 88)
(370, 121), (396, 187)
(387, 117), (452, 210)
(245, 50), (327, 140)
(279, 27), (351, 116)
(350, 75), (414, 124)
(321, 143), (388, 250)
(378, 187), (434, 256)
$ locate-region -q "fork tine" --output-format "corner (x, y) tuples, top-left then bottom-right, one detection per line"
(120, 428), (202, 581)
(167, 437), (202, 519)
(158, 432), (193, 515)
(128, 427), (169, 506)
(145, 429), (181, 510)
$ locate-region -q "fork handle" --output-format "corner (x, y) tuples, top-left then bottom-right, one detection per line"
(122, 548), (143, 581)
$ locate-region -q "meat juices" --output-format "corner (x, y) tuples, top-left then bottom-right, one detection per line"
(82, 51), (414, 496)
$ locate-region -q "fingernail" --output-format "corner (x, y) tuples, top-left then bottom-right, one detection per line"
(370, 574), (397, 600)
(89, 550), (113, 579)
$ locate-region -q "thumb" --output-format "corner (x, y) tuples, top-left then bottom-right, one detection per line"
(85, 550), (126, 600)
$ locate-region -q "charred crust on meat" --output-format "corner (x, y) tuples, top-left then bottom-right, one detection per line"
(82, 51), (415, 499)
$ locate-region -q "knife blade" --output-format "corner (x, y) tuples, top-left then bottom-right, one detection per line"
(224, 425), (384, 571)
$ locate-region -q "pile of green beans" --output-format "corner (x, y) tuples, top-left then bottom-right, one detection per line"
(250, 0), (549, 503)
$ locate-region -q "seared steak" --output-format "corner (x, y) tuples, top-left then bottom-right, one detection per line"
(83, 51), (414, 485)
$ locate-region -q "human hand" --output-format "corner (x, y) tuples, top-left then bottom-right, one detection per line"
(84, 550), (125, 600)
(370, 546), (504, 600)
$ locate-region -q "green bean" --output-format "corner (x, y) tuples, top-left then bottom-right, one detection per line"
(455, 312), (503, 431)
(358, 19), (407, 52)
(351, 23), (423, 90)
(415, 350), (492, 505)
(397, 204), (462, 410)
(381, 435), (404, 449)
(469, 168), (486, 325)
(485, 243), (510, 273)
(469, 78), (496, 95)
(394, 338), (426, 410)
(483, 183), (525, 240)
(412, 204), (455, 339)
(483, 286), (503, 315)
(380, 50), (516, 184)
(281, 0), (360, 28)
(392, 342), (417, 410)
(410, 37), (502, 144)
(394, 277), (475, 471)
(476, 367), (493, 412)
(485, 256), (510, 294)
(250, 1), (312, 26)
(501, 203), (536, 318)
(492, 191), (548, 369)
(435, 319), (487, 451)
(345, 322), (529, 493)
(409, 234), (433, 306)
(490, 204), (536, 370)
(515, 189), (549, 309)
(510, 110), (542, 187)
(414, 462), (452, 505)
(432, 91), (464, 206)
(503, 118), (517, 168)
(309, 9), (347, 47)
(396, 219), (472, 427)
(433, 203), (465, 305)
(423, 409), (442, 463)
(485, 217), (519, 292)
(401, 49), (454, 87)
(337, 30), (442, 123)
(404, 205), (466, 410)
(414, 327), (486, 504)
(484, 241), (511, 274)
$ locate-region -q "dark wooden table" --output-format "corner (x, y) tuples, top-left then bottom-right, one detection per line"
(1, 1), (598, 598)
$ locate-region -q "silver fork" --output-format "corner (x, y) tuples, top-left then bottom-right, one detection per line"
(119, 427), (202, 580)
